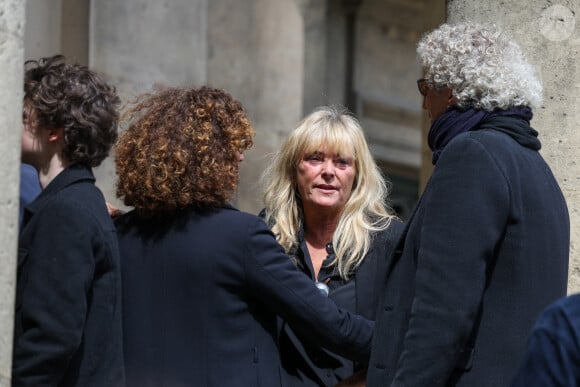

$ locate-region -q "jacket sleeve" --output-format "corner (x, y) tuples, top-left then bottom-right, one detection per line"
(13, 202), (96, 386)
(242, 216), (374, 363)
(511, 299), (580, 387)
(392, 135), (510, 386)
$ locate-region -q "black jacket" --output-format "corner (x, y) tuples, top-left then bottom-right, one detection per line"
(281, 220), (404, 386)
(512, 293), (580, 386)
(13, 164), (125, 387)
(116, 205), (373, 387)
(367, 116), (569, 386)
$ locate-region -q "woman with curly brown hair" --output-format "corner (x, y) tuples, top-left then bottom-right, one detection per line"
(114, 86), (374, 387)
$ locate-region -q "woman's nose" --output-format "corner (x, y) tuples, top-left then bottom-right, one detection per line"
(321, 159), (335, 176)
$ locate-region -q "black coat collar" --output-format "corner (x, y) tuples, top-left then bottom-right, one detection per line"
(23, 164), (95, 222)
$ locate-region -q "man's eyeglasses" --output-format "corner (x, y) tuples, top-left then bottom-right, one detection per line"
(417, 78), (429, 97)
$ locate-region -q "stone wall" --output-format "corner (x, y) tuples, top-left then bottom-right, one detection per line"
(0, 1), (24, 384)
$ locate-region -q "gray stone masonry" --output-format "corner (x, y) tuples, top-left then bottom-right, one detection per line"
(0, 1), (24, 385)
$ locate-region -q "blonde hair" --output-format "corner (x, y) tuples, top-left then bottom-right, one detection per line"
(261, 106), (395, 279)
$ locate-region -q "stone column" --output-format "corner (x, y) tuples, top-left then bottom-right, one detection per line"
(89, 0), (209, 210)
(207, 0), (305, 213)
(60, 0), (89, 65)
(300, 0), (328, 115)
(24, 0), (61, 61)
(0, 1), (25, 385)
(419, 0), (445, 192)
(447, 0), (580, 292)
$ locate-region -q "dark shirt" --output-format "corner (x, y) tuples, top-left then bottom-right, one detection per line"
(292, 229), (357, 312)
(281, 220), (403, 386)
(281, 228), (357, 386)
(512, 294), (580, 387)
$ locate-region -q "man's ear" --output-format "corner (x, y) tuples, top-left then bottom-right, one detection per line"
(447, 91), (457, 107)
(447, 92), (457, 106)
(47, 127), (64, 142)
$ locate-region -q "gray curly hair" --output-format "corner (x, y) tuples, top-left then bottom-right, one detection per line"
(417, 22), (542, 111)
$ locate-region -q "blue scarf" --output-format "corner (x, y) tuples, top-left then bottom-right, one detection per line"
(428, 106), (534, 164)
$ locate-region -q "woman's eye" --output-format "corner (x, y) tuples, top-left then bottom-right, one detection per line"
(335, 158), (351, 168)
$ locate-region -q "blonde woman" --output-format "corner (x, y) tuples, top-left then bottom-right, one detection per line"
(261, 106), (403, 386)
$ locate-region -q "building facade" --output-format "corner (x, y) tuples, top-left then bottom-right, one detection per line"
(1, 0), (579, 383)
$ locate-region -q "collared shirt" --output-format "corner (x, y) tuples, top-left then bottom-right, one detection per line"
(288, 225), (357, 314)
(281, 224), (358, 386)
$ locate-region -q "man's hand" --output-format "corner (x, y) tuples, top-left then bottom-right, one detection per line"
(106, 202), (124, 218)
(335, 369), (366, 387)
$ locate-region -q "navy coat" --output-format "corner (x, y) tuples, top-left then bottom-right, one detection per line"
(13, 165), (125, 387)
(116, 205), (373, 387)
(367, 117), (569, 387)
(512, 293), (580, 386)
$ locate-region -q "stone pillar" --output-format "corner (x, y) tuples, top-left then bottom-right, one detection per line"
(60, 0), (89, 65)
(0, 1), (25, 385)
(89, 0), (209, 210)
(24, 0), (61, 61)
(419, 0), (445, 193)
(300, 0), (328, 115)
(207, 0), (304, 213)
(447, 0), (580, 292)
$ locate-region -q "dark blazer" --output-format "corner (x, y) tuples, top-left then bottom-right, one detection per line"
(512, 293), (580, 386)
(367, 121), (569, 387)
(115, 205), (374, 387)
(13, 164), (125, 387)
(281, 220), (404, 386)
(355, 220), (404, 319)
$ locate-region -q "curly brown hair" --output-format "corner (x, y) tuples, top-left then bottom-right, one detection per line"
(24, 55), (120, 167)
(115, 86), (255, 213)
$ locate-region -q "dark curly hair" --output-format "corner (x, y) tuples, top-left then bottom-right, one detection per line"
(24, 55), (120, 167)
(115, 86), (255, 214)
